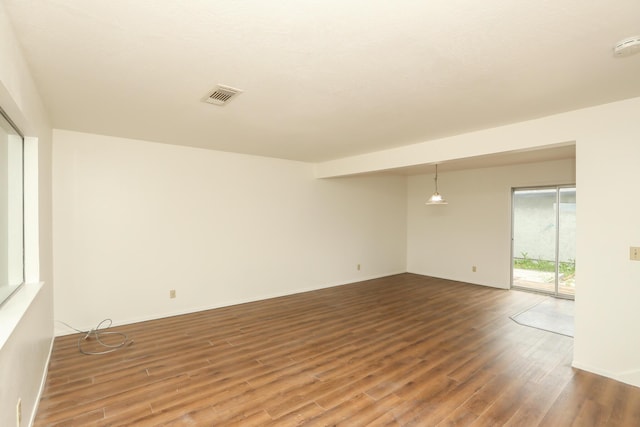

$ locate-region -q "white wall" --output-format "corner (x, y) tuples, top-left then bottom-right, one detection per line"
(407, 159), (575, 288)
(52, 130), (407, 333)
(0, 1), (54, 426)
(573, 101), (640, 387)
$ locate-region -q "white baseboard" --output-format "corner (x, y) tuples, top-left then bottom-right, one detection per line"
(572, 361), (640, 389)
(54, 271), (408, 336)
(30, 334), (55, 426)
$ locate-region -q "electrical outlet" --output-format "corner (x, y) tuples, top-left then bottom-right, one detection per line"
(631, 247), (640, 261)
(16, 398), (21, 427)
(357, 264), (361, 271)
(472, 266), (477, 272)
(169, 289), (176, 299)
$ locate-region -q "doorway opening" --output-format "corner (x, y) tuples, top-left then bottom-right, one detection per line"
(511, 186), (576, 299)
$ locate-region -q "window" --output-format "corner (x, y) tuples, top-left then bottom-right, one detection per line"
(0, 107), (24, 306)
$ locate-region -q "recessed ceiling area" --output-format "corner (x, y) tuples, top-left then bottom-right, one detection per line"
(363, 144), (576, 176)
(3, 1), (640, 164)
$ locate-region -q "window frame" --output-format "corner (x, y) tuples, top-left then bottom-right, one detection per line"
(0, 105), (25, 308)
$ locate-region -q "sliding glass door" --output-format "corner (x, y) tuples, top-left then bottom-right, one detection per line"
(511, 186), (576, 298)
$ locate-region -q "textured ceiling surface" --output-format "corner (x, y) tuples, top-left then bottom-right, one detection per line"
(4, 0), (640, 162)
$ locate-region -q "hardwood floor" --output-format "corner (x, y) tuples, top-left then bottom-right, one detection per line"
(34, 274), (640, 426)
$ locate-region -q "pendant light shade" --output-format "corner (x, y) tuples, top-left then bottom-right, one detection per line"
(426, 164), (447, 205)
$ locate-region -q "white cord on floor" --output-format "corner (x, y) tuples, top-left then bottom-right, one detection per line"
(58, 319), (133, 355)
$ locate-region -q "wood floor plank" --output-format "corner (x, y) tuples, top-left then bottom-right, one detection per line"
(33, 273), (640, 426)
(407, 367), (496, 426)
(305, 392), (375, 426)
(337, 392), (403, 426)
(264, 401), (325, 426)
(502, 351), (576, 426)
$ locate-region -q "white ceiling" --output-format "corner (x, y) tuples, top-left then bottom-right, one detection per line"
(4, 0), (640, 164)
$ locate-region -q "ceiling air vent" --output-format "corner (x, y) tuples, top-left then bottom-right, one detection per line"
(203, 85), (242, 106)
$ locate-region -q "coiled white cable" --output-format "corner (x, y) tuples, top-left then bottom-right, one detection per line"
(58, 319), (133, 355)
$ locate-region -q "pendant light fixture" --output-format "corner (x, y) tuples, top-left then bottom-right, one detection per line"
(426, 164), (447, 205)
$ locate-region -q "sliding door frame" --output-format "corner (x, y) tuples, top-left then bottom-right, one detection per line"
(510, 184), (576, 299)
